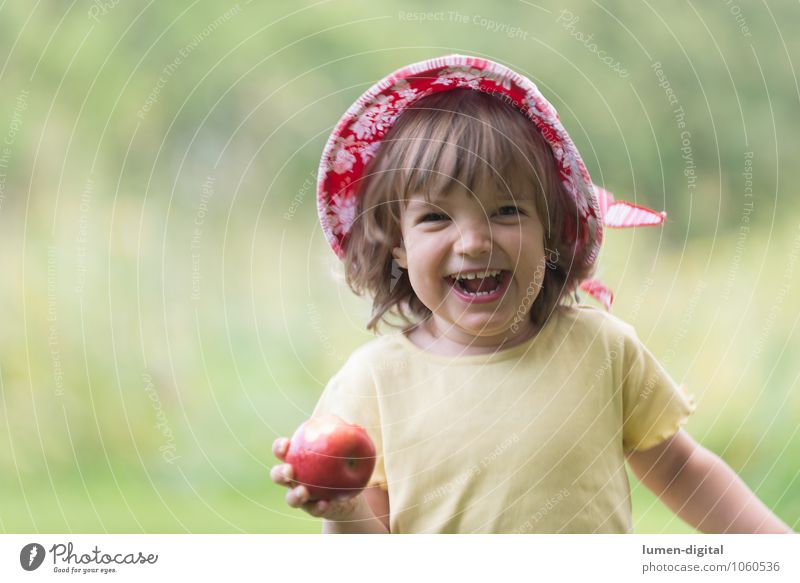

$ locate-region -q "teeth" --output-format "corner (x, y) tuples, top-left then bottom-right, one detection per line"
(450, 269), (505, 297)
(450, 269), (502, 281)
(458, 284), (501, 297)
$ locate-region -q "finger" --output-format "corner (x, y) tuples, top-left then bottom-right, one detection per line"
(285, 485), (310, 508)
(269, 464), (294, 486)
(272, 437), (290, 461)
(303, 499), (328, 518)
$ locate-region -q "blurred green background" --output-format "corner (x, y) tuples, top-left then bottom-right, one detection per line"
(1, 0), (798, 533)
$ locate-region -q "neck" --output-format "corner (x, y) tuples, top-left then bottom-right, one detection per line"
(408, 317), (540, 356)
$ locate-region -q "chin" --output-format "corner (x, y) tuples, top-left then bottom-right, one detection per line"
(458, 318), (515, 337)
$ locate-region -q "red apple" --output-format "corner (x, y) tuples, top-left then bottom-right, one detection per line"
(285, 413), (376, 501)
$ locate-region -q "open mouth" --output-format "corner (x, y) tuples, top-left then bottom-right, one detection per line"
(445, 270), (510, 300)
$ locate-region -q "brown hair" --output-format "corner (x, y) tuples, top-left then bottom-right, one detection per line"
(341, 89), (595, 333)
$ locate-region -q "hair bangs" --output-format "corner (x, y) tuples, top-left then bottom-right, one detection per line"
(380, 92), (546, 209)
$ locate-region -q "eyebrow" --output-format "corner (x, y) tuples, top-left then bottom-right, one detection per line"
(406, 197), (438, 207)
(406, 193), (528, 206)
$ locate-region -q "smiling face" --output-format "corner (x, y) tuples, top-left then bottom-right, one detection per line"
(343, 89), (593, 339)
(392, 187), (547, 350)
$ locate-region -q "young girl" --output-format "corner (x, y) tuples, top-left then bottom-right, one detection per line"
(270, 55), (793, 534)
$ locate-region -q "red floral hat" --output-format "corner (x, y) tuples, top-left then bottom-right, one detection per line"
(316, 55), (665, 309)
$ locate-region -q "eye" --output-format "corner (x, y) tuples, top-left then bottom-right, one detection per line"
(496, 205), (522, 216)
(419, 212), (448, 222)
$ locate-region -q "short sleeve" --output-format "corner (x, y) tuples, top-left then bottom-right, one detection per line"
(620, 325), (696, 452)
(312, 355), (387, 490)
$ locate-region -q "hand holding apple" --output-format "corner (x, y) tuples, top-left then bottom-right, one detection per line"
(285, 413), (376, 501)
(270, 414), (377, 521)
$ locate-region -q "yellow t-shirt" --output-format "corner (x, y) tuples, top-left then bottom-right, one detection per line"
(312, 305), (696, 533)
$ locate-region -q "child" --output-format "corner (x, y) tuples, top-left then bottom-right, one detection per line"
(270, 55), (793, 534)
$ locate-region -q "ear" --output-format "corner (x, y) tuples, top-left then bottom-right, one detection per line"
(392, 243), (408, 269)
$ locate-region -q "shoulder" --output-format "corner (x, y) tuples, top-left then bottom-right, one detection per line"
(548, 306), (649, 367)
(320, 333), (414, 405)
(556, 305), (639, 344)
(337, 333), (414, 378)
(346, 332), (412, 362)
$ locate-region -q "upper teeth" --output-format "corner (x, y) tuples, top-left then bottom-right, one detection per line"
(451, 269), (502, 280)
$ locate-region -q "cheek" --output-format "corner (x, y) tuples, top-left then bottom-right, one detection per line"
(404, 252), (447, 299)
(403, 250), (427, 281)
(497, 233), (534, 271)
(408, 239), (441, 269)
(508, 238), (547, 285)
(409, 260), (442, 290)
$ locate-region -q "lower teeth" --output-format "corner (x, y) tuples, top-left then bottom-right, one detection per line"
(457, 274), (503, 296)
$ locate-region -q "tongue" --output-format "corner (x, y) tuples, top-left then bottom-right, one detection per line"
(462, 275), (500, 294)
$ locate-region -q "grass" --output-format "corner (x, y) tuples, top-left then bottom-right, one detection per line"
(1, 200), (798, 533)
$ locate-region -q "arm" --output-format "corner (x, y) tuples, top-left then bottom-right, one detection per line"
(322, 486), (390, 534)
(626, 429), (794, 533)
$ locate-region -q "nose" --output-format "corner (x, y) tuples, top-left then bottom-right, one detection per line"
(454, 218), (492, 257)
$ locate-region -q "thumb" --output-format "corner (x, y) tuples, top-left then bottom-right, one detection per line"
(272, 437), (290, 461)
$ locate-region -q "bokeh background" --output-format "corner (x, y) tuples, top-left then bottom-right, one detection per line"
(1, 0), (798, 533)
